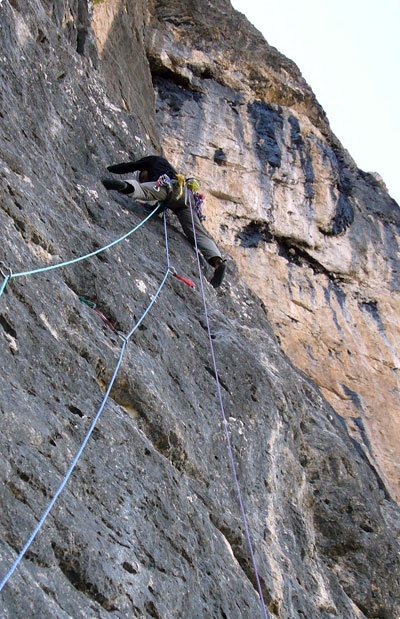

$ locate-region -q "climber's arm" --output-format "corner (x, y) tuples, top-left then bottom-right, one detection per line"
(107, 161), (143, 174)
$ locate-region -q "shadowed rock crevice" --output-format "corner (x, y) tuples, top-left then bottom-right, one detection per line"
(153, 75), (203, 110)
(236, 221), (273, 248)
(288, 115), (315, 201)
(235, 219), (346, 276)
(248, 100), (283, 169)
(276, 238), (336, 279)
(209, 513), (275, 611)
(52, 542), (119, 611)
(0, 314), (17, 339)
(323, 193), (355, 236)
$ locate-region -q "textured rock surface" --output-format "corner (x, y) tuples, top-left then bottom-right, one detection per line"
(1, 1), (400, 618)
(146, 0), (400, 503)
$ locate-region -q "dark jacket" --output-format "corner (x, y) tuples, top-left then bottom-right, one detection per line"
(107, 156), (178, 182)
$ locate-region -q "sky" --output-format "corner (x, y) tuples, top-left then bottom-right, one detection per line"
(231, 0), (400, 205)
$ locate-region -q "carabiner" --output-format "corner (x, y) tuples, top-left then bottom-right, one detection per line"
(0, 261), (12, 279)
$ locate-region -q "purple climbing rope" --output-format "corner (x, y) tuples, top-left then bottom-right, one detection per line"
(186, 192), (270, 619)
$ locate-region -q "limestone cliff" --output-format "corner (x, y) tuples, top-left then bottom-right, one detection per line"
(1, 1), (399, 619)
(144, 0), (400, 504)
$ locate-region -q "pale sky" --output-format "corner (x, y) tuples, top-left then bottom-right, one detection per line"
(231, 0), (400, 205)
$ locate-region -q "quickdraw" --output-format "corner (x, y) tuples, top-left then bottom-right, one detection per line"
(193, 191), (206, 221)
(0, 261), (13, 279)
(154, 174), (171, 191)
(0, 262), (12, 297)
(169, 267), (195, 289)
(79, 296), (122, 337)
(176, 173), (185, 197)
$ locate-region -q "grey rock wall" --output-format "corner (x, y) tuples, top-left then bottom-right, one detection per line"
(1, 1), (399, 618)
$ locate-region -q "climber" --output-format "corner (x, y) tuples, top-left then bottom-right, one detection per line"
(102, 155), (226, 288)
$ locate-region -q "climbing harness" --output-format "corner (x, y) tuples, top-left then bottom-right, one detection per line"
(186, 191), (269, 619)
(153, 175), (203, 220)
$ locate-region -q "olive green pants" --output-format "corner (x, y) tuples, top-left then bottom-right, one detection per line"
(126, 179), (222, 263)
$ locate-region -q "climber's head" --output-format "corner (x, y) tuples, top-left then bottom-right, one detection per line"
(185, 178), (201, 193)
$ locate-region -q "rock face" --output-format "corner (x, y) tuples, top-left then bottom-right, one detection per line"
(145, 0), (400, 503)
(0, 1), (399, 619)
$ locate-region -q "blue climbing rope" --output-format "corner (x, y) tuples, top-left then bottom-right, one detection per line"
(187, 193), (270, 619)
(0, 339), (128, 592)
(0, 210), (171, 592)
(125, 208), (171, 341)
(0, 204), (161, 299)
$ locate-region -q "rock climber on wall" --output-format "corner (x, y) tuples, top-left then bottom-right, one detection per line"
(102, 155), (226, 288)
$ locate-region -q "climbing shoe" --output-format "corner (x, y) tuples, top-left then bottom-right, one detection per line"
(210, 260), (226, 288)
(102, 178), (133, 194)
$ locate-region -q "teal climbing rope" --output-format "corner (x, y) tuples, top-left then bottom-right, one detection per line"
(0, 262), (12, 297)
(0, 274), (10, 297)
(0, 204), (161, 298)
(0, 210), (171, 592)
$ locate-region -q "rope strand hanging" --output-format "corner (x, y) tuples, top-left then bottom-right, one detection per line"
(186, 191), (270, 619)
